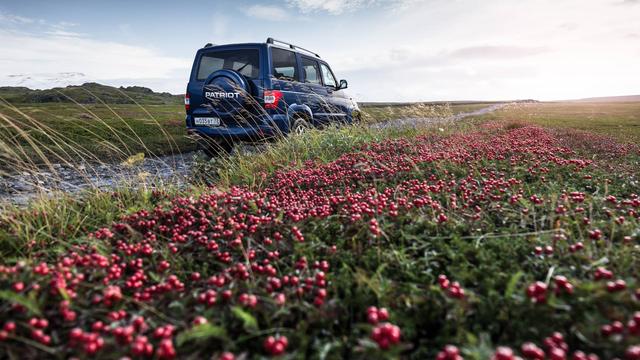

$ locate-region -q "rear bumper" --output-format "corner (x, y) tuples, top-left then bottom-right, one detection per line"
(186, 114), (287, 140)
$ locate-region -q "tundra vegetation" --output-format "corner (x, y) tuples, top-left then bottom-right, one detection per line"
(0, 92), (639, 359)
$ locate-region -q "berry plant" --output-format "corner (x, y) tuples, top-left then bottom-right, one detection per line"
(0, 123), (639, 359)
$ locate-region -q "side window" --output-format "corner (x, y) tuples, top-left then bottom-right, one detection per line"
(301, 57), (321, 85)
(271, 48), (298, 81)
(320, 63), (337, 88)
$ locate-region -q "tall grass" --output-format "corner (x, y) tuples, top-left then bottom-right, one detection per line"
(212, 121), (456, 189)
(0, 92), (459, 258)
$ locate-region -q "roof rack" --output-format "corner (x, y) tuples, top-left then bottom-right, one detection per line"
(266, 37), (320, 58)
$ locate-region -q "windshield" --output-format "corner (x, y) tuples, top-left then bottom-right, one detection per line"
(196, 49), (260, 80)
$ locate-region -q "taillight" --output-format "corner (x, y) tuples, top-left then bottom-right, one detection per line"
(184, 92), (190, 112)
(263, 90), (283, 110)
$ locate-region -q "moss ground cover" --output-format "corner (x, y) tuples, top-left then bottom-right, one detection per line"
(0, 123), (639, 359)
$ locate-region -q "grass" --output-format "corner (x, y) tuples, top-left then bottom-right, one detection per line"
(476, 101), (640, 142)
(0, 101), (479, 171)
(212, 124), (430, 187)
(1, 121), (452, 257)
(0, 99), (639, 358)
(0, 103), (193, 169)
(0, 120), (639, 359)
(361, 103), (492, 123)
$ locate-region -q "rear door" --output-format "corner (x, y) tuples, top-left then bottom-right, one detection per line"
(319, 62), (350, 123)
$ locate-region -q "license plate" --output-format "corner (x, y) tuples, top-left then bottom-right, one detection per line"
(194, 117), (220, 126)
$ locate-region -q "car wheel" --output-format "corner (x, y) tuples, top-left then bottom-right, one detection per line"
(291, 117), (310, 136)
(196, 136), (234, 158)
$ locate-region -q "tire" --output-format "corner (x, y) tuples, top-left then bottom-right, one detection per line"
(291, 117), (311, 136)
(196, 136), (234, 158)
(202, 70), (251, 117)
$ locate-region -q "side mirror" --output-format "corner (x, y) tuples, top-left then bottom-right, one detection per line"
(338, 79), (348, 90)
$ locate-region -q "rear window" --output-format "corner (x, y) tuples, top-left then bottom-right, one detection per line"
(196, 49), (260, 80)
(271, 47), (298, 81)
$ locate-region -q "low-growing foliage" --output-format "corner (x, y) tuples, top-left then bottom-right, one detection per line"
(1, 123), (639, 359)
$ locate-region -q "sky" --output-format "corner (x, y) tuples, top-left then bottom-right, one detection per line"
(0, 0), (639, 102)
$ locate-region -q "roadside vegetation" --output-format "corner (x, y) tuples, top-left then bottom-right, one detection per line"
(0, 87), (481, 171)
(0, 97), (639, 359)
(0, 103), (192, 168)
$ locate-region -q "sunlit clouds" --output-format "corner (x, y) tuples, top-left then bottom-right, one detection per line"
(1, 0), (639, 101)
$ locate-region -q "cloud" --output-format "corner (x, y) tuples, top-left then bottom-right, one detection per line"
(44, 30), (84, 38)
(0, 12), (35, 25)
(211, 13), (230, 38)
(6, 72), (87, 86)
(286, 0), (419, 14)
(0, 11), (84, 38)
(332, 44), (547, 74)
(448, 46), (549, 60)
(558, 22), (578, 31)
(0, 28), (190, 92)
(287, 0), (370, 14)
(54, 21), (77, 28)
(245, 5), (290, 21)
(2, 0), (639, 100)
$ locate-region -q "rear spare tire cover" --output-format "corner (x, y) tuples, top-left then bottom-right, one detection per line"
(203, 69), (251, 117)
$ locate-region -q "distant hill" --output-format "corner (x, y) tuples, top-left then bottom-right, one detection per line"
(0, 83), (182, 105)
(568, 95), (640, 103)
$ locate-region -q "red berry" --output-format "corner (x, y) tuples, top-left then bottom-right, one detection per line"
(493, 346), (515, 360)
(12, 282), (24, 292)
(521, 342), (545, 359)
(626, 346), (640, 360)
(549, 347), (566, 360)
(611, 321), (624, 333)
(3, 322), (16, 332)
(572, 351), (588, 360)
(220, 352), (235, 360)
(378, 308), (389, 321)
(444, 345), (460, 357)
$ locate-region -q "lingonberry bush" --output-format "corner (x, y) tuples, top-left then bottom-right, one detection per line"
(0, 124), (639, 359)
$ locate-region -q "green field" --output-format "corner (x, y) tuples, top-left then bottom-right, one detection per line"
(477, 101), (640, 142)
(2, 100), (637, 173)
(0, 103), (193, 168)
(0, 101), (485, 170)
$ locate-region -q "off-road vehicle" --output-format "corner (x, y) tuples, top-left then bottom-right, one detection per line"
(185, 38), (360, 155)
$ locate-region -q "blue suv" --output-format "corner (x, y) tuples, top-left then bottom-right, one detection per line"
(185, 38), (360, 155)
